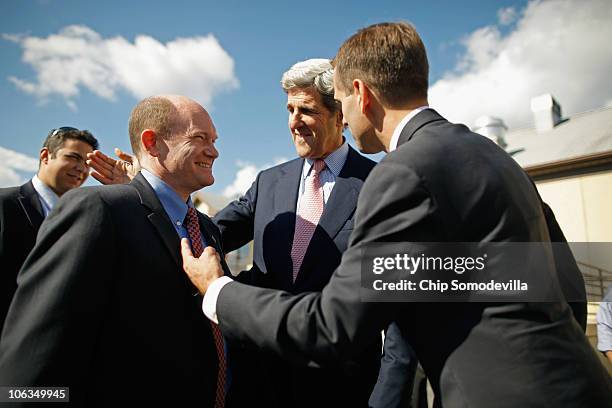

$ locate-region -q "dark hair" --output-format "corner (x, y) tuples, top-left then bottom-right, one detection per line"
(333, 22), (429, 107)
(128, 96), (179, 156)
(43, 127), (99, 157)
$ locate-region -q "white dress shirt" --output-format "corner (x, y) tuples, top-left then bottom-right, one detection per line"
(31, 174), (59, 217)
(388, 106), (430, 152)
(297, 141), (348, 209)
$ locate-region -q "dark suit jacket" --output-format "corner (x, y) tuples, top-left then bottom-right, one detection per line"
(541, 201), (587, 330)
(215, 146), (413, 407)
(0, 173), (224, 406)
(0, 180), (44, 332)
(215, 110), (612, 407)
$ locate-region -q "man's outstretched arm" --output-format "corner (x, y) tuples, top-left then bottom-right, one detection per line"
(181, 162), (432, 367)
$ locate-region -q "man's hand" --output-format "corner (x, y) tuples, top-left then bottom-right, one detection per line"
(181, 238), (224, 295)
(86, 148), (140, 185)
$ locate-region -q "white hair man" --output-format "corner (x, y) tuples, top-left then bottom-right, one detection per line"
(211, 58), (416, 408)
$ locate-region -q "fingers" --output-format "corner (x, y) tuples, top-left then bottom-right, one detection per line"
(86, 151), (116, 176)
(95, 150), (119, 167)
(90, 171), (114, 186)
(180, 238), (194, 262)
(203, 246), (219, 259)
(115, 148), (134, 164)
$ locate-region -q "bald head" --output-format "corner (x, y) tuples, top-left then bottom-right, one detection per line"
(128, 95), (209, 158)
(127, 94), (218, 199)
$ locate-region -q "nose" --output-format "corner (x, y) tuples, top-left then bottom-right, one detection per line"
(207, 143), (219, 159)
(289, 111), (303, 130)
(76, 158), (87, 173)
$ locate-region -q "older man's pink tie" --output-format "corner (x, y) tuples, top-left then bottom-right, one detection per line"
(291, 159), (326, 282)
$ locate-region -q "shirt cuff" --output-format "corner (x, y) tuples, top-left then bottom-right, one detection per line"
(202, 276), (234, 324)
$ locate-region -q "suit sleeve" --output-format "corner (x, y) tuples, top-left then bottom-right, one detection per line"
(0, 193), (14, 332)
(213, 173), (269, 285)
(213, 173), (259, 253)
(369, 322), (418, 408)
(0, 189), (117, 395)
(216, 161), (433, 367)
(542, 201), (587, 331)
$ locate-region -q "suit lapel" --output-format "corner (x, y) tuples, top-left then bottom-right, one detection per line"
(397, 108), (446, 147)
(17, 180), (44, 231)
(131, 174), (182, 269)
(198, 213), (220, 250)
(272, 158), (303, 288)
(274, 158), (302, 223)
(294, 147), (363, 287)
(316, 147), (361, 241)
(197, 212), (232, 277)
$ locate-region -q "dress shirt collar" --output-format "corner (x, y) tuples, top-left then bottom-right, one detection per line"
(389, 106), (430, 152)
(141, 169), (194, 228)
(31, 174), (59, 215)
(302, 139), (349, 179)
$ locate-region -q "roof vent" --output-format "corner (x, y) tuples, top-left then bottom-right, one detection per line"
(473, 115), (507, 148)
(530, 94), (562, 132)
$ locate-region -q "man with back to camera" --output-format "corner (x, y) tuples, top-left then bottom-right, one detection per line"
(182, 22), (611, 407)
(0, 127), (97, 333)
(0, 95), (231, 407)
(86, 59), (418, 408)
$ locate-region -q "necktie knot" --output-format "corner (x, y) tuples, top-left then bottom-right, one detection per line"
(311, 159), (326, 177)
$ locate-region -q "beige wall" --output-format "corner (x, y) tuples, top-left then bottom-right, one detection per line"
(535, 169), (612, 374)
(535, 170), (612, 242)
(536, 170), (612, 274)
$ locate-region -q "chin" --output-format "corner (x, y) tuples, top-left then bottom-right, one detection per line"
(201, 176), (214, 187)
(353, 132), (384, 154)
(295, 147), (311, 158)
(358, 145), (385, 154)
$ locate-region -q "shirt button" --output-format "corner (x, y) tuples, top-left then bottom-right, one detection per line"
(176, 221), (182, 226)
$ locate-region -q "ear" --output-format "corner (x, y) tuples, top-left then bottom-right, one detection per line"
(353, 79), (371, 115)
(39, 147), (50, 165)
(335, 109), (344, 128)
(141, 129), (160, 157)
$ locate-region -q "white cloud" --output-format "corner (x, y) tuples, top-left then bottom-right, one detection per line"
(4, 25), (239, 108)
(223, 158), (288, 198)
(429, 0), (612, 129)
(0, 146), (38, 187)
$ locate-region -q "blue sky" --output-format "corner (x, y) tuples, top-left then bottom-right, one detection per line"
(1, 0), (610, 195)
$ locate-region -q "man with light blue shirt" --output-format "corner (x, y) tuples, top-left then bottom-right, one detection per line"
(84, 60), (418, 407)
(597, 287), (612, 365)
(0, 126), (97, 333)
(0, 95), (229, 406)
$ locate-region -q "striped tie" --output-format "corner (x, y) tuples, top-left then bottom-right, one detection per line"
(184, 207), (227, 408)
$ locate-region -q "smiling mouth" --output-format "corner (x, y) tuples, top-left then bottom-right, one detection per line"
(196, 162), (212, 168)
